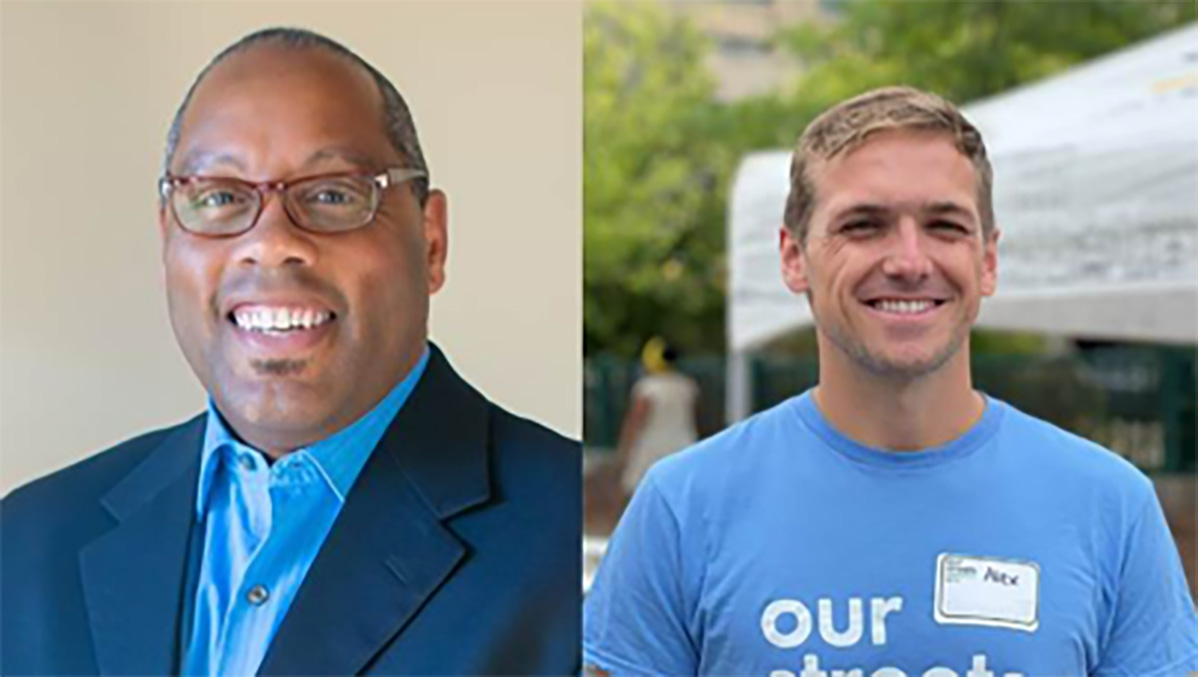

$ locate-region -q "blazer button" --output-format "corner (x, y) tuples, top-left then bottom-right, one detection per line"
(247, 584), (270, 606)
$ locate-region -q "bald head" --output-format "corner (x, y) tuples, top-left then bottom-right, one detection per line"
(163, 27), (429, 204)
(171, 47), (395, 179)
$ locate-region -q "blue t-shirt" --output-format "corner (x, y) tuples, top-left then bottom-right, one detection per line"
(585, 392), (1198, 676)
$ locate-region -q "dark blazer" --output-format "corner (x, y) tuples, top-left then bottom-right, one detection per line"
(1, 346), (582, 675)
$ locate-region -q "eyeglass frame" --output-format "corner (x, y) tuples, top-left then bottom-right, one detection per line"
(158, 167), (428, 237)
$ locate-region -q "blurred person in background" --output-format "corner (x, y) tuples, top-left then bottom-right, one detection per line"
(616, 337), (700, 497)
(584, 86), (1197, 676)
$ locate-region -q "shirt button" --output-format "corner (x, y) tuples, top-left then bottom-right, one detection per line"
(246, 584), (270, 606)
(238, 455), (255, 472)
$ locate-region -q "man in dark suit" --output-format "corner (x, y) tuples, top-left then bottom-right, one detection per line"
(1, 28), (580, 675)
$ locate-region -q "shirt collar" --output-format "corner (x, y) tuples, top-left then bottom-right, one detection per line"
(195, 345), (431, 517)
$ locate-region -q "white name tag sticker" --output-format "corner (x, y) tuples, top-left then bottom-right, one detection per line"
(934, 553), (1040, 632)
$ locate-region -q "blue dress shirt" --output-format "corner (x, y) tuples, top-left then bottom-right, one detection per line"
(182, 347), (430, 676)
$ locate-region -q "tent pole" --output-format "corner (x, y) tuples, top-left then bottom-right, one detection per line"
(726, 348), (752, 424)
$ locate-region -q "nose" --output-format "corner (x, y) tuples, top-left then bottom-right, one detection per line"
(232, 191), (318, 268)
(880, 217), (933, 281)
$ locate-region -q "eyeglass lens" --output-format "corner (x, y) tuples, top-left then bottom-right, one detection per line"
(172, 175), (380, 235)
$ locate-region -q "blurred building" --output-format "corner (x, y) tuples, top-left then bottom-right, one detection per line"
(659, 0), (836, 101)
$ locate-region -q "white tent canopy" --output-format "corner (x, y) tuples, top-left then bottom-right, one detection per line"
(726, 25), (1198, 419)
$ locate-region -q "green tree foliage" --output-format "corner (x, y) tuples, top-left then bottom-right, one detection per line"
(585, 0), (1197, 357)
(775, 0), (1197, 111)
(585, 1), (730, 358)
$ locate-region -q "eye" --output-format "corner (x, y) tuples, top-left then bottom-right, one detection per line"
(299, 179), (371, 208)
(840, 219), (880, 236)
(930, 220), (969, 235)
(312, 188), (351, 204)
(192, 188), (246, 210)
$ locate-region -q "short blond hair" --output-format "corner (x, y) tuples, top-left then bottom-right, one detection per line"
(784, 86), (994, 243)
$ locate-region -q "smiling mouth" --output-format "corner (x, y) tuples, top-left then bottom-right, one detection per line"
(228, 305), (337, 334)
(864, 298), (947, 315)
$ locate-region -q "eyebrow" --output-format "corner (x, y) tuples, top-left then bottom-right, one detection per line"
(829, 204), (889, 223)
(173, 150), (246, 176)
(923, 201), (976, 220)
(302, 148), (390, 170)
(172, 147), (391, 177)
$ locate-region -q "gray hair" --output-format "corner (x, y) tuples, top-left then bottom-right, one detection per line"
(163, 27), (430, 205)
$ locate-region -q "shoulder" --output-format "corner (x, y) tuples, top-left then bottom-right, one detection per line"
(995, 401), (1154, 496)
(643, 397), (802, 505)
(487, 403), (579, 468)
(2, 417), (200, 523)
(991, 400), (1159, 530)
(655, 396), (800, 475)
(631, 375), (657, 397)
(488, 402), (578, 454)
(1, 416), (202, 575)
(485, 403), (580, 505)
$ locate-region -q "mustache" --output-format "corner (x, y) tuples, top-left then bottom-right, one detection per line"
(857, 280), (954, 298)
(212, 269), (347, 315)
(860, 287), (953, 297)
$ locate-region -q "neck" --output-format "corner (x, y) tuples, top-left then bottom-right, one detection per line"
(812, 342), (983, 452)
(224, 340), (429, 461)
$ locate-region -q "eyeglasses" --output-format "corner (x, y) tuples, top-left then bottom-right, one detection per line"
(158, 168), (427, 237)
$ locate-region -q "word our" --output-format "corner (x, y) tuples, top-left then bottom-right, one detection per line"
(760, 597), (1024, 677)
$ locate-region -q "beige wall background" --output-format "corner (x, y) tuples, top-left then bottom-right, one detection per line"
(0, 2), (581, 494)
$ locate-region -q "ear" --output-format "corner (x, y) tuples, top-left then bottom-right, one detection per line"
(981, 227), (999, 297)
(780, 226), (810, 295)
(422, 189), (449, 294)
(157, 200), (174, 261)
(157, 198), (171, 237)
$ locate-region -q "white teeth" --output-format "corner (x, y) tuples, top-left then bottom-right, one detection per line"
(874, 299), (935, 315)
(232, 307), (333, 332)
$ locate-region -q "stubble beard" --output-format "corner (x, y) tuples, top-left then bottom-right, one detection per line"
(250, 358), (309, 377)
(815, 301), (970, 382)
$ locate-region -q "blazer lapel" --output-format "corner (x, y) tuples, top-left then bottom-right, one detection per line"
(259, 345), (492, 676)
(79, 416), (205, 676)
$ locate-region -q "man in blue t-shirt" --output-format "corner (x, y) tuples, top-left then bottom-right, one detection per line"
(584, 86), (1198, 676)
